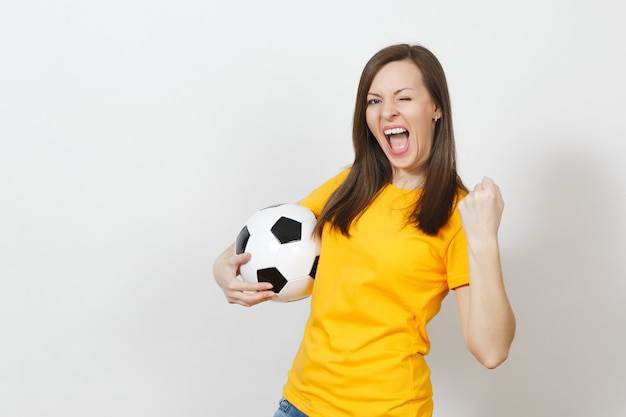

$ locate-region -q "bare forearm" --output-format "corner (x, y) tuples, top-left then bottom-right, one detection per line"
(462, 238), (516, 368)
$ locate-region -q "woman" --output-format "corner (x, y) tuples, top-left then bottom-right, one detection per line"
(213, 44), (515, 417)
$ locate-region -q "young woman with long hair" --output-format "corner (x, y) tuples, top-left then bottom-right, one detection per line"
(213, 43), (515, 417)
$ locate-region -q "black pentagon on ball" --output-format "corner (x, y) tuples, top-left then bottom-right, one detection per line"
(310, 255), (320, 279)
(235, 225), (250, 254)
(271, 216), (302, 244)
(257, 267), (288, 293)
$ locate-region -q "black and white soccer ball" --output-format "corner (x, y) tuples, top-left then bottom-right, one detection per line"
(235, 203), (320, 302)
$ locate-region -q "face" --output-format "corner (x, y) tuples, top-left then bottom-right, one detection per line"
(365, 59), (440, 188)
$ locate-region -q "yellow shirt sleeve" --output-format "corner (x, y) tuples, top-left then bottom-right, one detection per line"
(444, 220), (471, 289)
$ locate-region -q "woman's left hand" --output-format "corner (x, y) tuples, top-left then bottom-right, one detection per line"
(457, 176), (504, 243)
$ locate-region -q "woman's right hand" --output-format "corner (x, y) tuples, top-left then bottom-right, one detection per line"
(212, 244), (277, 307)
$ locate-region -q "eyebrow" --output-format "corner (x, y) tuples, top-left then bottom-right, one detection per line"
(367, 87), (416, 97)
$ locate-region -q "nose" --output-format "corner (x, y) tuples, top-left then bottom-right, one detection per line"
(381, 100), (398, 120)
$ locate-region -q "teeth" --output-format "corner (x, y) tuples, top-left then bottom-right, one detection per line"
(384, 127), (407, 135)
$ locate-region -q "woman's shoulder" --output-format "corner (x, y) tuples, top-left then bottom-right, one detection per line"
(299, 166), (351, 215)
(455, 187), (469, 202)
(440, 187), (468, 235)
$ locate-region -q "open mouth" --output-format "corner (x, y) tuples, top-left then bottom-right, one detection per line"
(383, 127), (409, 155)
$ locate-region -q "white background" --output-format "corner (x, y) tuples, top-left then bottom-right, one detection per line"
(1, 0), (625, 416)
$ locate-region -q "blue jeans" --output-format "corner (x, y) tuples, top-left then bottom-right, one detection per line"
(273, 398), (308, 417)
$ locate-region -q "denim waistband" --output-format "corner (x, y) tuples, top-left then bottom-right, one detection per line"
(276, 398), (308, 417)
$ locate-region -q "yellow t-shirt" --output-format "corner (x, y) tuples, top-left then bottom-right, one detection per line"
(283, 168), (470, 417)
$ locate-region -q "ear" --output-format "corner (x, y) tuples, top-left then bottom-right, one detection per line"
(432, 103), (442, 121)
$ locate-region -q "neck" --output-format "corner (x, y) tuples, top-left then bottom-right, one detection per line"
(392, 171), (425, 190)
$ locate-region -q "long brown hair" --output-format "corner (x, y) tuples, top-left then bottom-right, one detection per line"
(314, 44), (466, 237)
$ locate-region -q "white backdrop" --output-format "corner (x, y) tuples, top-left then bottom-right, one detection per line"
(1, 1), (625, 416)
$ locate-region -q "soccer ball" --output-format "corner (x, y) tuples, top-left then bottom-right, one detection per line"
(235, 203), (320, 302)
